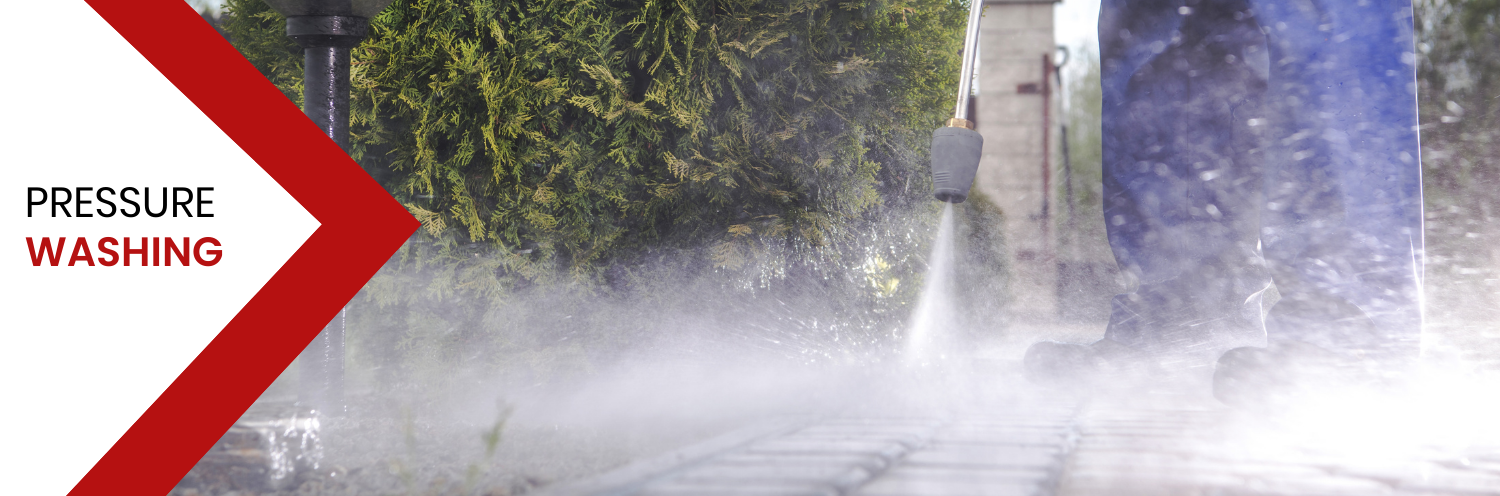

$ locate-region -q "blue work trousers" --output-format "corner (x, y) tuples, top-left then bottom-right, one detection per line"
(1097, 0), (1423, 362)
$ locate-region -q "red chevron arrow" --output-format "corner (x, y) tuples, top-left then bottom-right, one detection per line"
(71, 1), (418, 494)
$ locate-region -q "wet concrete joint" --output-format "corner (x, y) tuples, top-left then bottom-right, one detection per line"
(854, 405), (1083, 496)
(531, 416), (816, 496)
(1040, 404), (1086, 496)
(836, 418), (951, 495)
(527, 392), (1500, 496)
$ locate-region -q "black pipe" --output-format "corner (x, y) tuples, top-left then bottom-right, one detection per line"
(288, 15), (366, 151)
(303, 46), (350, 150)
(287, 14), (368, 416)
(1053, 46), (1076, 250)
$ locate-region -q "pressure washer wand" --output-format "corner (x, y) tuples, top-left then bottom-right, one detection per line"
(953, 1), (983, 126)
(929, 0), (986, 203)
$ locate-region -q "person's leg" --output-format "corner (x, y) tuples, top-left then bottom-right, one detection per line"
(1251, 0), (1424, 363)
(1096, 0), (1273, 365)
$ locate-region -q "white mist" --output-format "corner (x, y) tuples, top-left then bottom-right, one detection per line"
(904, 203), (958, 367)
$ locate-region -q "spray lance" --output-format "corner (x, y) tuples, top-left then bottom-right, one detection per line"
(930, 0), (985, 203)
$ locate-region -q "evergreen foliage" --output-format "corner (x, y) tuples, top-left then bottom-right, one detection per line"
(1417, 0), (1500, 207)
(223, 0), (973, 382)
(222, 0), (303, 105)
(1414, 0), (1500, 349)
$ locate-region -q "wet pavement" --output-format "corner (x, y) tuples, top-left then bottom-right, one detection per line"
(536, 391), (1500, 496)
(178, 338), (1500, 496)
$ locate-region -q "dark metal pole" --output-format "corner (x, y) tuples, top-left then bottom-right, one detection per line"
(303, 46), (351, 149)
(1054, 46), (1076, 253)
(1040, 54), (1052, 259)
(287, 14), (368, 416)
(288, 15), (367, 150)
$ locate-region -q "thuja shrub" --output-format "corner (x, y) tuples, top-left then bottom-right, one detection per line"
(224, 0), (973, 377)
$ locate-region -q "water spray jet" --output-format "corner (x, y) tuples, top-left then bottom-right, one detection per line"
(930, 0), (985, 204)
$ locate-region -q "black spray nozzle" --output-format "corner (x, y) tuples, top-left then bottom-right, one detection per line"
(930, 126), (983, 203)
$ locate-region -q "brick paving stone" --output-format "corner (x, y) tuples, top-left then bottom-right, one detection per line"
(637, 479), (841, 496)
(922, 438), (1067, 452)
(1390, 466), (1500, 494)
(855, 468), (1048, 496)
(902, 445), (1061, 469)
(939, 422), (1071, 430)
(813, 419), (951, 427)
(750, 440), (912, 467)
(746, 439), (913, 461)
(1064, 452), (1311, 477)
(671, 463), (876, 484)
(1438, 457), (1500, 477)
(714, 452), (896, 473)
(941, 420), (1072, 431)
(875, 465), (1054, 482)
(1184, 460), (1332, 480)
(1469, 453), (1500, 463)
(788, 432), (930, 449)
(618, 418), (947, 496)
(1323, 460), (1443, 485)
(1062, 466), (1372, 494)
(930, 431), (1069, 446)
(1060, 481), (1239, 496)
(796, 423), (943, 433)
(1060, 468), (1249, 491)
(1230, 474), (1398, 495)
(536, 391), (1500, 496)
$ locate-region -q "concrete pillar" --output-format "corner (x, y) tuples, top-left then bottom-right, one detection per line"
(972, 0), (1061, 324)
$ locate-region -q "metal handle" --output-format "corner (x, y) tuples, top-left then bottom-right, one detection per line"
(953, 0), (984, 122)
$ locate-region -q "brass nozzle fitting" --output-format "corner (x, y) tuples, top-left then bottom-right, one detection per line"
(946, 118), (974, 130)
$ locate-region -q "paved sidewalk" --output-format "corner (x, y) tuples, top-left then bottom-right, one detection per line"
(537, 393), (1500, 496)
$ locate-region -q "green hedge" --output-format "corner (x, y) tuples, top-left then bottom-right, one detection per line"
(224, 0), (974, 383)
